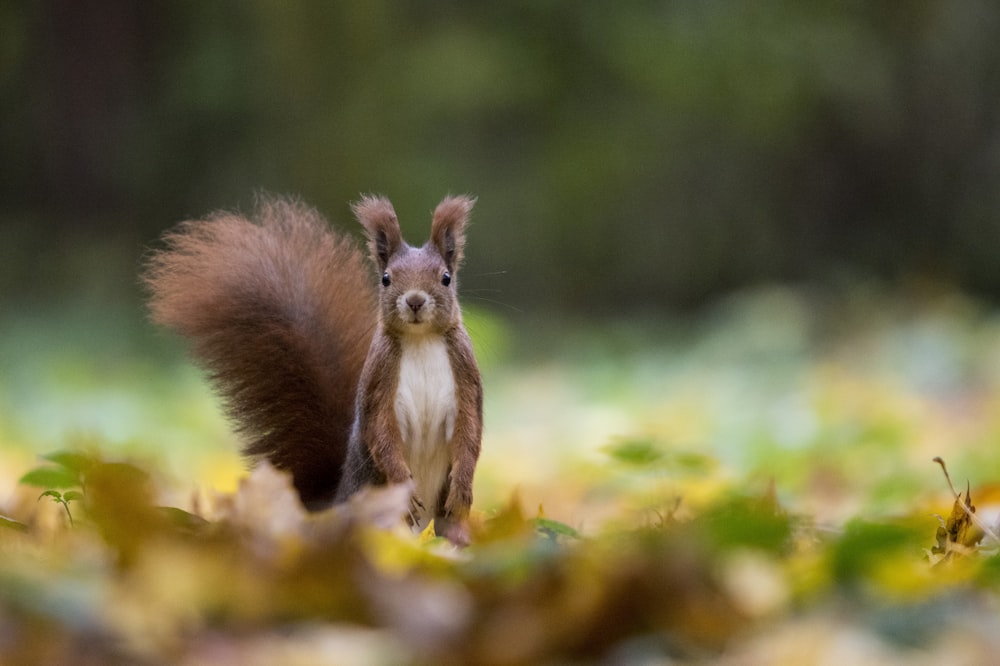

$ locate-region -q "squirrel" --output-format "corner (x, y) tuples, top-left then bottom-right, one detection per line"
(144, 194), (483, 546)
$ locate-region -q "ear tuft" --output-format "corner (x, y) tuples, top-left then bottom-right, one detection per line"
(352, 195), (402, 270)
(431, 195), (475, 270)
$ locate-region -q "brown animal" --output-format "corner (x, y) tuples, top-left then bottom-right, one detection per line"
(145, 194), (483, 546)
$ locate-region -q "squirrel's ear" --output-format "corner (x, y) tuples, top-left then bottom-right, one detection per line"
(431, 195), (475, 271)
(352, 195), (402, 270)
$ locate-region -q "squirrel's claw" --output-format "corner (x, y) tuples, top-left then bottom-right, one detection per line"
(406, 494), (426, 527)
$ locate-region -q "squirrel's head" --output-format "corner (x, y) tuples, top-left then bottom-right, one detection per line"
(352, 194), (475, 336)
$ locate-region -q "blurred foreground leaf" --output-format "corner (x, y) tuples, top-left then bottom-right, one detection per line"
(18, 467), (79, 490)
(6, 290), (1000, 662)
(605, 438), (663, 466)
(533, 517), (580, 540)
(40, 451), (96, 476)
(0, 515), (28, 532)
(700, 492), (791, 553)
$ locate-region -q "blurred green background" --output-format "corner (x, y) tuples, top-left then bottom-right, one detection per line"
(4, 1), (1000, 313)
(3, 2), (1000, 504)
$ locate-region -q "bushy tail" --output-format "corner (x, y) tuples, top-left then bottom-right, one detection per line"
(144, 196), (375, 509)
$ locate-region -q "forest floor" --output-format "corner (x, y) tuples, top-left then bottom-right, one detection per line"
(2, 284), (1000, 665)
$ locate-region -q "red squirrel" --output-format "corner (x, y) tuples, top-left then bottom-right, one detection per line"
(144, 194), (483, 546)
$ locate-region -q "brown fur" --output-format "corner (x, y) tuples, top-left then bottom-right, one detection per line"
(442, 326), (483, 521)
(144, 196), (375, 508)
(145, 193), (482, 543)
(431, 195), (475, 270)
(342, 194), (482, 541)
(352, 195), (403, 270)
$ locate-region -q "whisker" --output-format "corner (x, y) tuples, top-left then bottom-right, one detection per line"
(463, 288), (506, 295)
(467, 296), (524, 313)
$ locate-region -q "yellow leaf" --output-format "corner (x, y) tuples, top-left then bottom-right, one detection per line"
(931, 457), (986, 560)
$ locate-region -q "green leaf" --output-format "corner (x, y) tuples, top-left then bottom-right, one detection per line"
(605, 438), (663, 466)
(669, 451), (717, 475)
(0, 515), (28, 533)
(832, 519), (928, 586)
(19, 466), (80, 490)
(533, 517), (580, 539)
(38, 490), (64, 502)
(63, 490), (85, 502)
(41, 451), (96, 476)
(700, 495), (791, 553)
(158, 506), (210, 534)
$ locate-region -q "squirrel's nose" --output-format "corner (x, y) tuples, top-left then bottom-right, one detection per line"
(405, 293), (427, 313)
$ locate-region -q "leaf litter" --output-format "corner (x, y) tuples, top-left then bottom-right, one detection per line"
(3, 449), (1000, 665)
(4, 289), (1000, 663)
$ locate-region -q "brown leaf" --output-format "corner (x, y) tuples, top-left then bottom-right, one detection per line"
(931, 457), (985, 560)
(86, 461), (163, 565)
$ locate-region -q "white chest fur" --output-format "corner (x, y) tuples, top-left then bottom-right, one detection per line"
(394, 335), (456, 527)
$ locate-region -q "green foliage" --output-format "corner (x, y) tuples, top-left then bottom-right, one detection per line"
(36, 491), (78, 526)
(5, 4), (1000, 312)
(532, 516), (580, 541)
(3, 289), (1000, 662)
(2, 446), (994, 663)
(18, 450), (95, 490)
(18, 451), (97, 526)
(18, 467), (79, 490)
(700, 494), (792, 554)
(832, 519), (930, 584)
(605, 438), (663, 466)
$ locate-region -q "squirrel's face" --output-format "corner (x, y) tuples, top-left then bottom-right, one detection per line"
(379, 245), (460, 335)
(352, 194), (475, 338)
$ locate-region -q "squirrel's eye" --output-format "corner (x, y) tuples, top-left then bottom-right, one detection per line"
(381, 272), (391, 287)
(441, 271), (452, 287)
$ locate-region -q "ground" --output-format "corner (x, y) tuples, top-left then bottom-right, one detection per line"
(2, 285), (1000, 664)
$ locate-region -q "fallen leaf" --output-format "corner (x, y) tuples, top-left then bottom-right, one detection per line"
(931, 457), (985, 561)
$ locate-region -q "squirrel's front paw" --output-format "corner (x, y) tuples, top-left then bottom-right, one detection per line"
(435, 514), (470, 548)
(405, 494), (426, 527)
